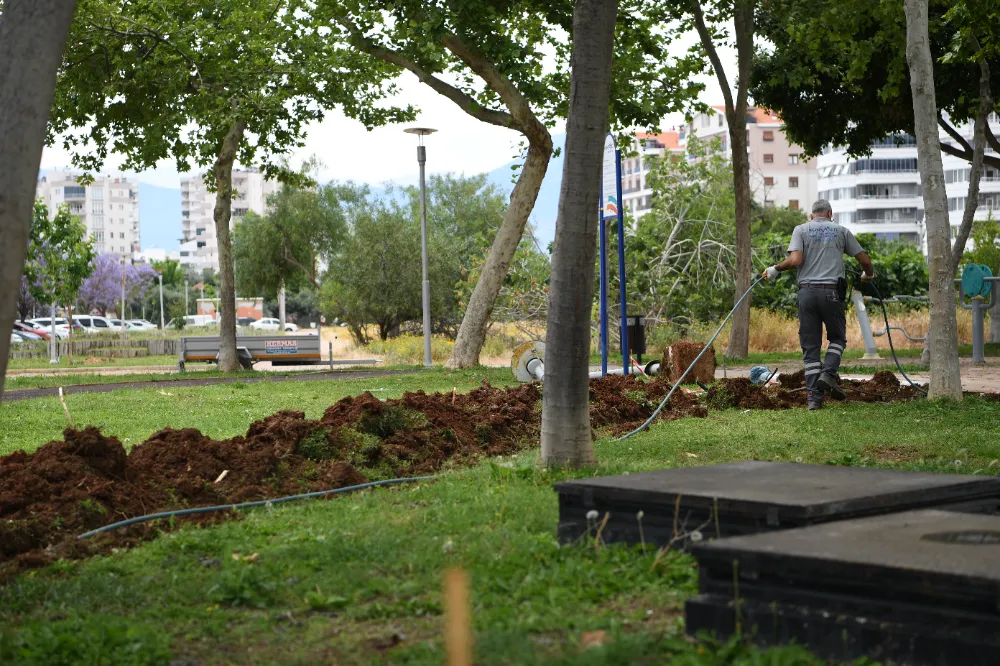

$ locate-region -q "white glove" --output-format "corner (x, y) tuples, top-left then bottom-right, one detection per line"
(763, 265), (780, 280)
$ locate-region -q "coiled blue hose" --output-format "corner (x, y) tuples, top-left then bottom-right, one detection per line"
(77, 476), (434, 540)
(615, 276), (765, 441)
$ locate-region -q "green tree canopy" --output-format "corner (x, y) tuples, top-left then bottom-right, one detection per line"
(751, 0), (1000, 166)
(234, 182), (360, 297)
(24, 201), (95, 311)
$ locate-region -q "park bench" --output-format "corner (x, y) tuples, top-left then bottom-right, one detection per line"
(178, 334), (377, 371)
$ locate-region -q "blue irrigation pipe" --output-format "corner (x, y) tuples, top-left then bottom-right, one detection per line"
(77, 476), (435, 540)
(614, 276), (765, 441)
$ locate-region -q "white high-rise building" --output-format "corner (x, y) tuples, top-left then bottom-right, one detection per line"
(817, 116), (1000, 252)
(179, 168), (278, 271)
(36, 169), (140, 263)
(684, 107), (820, 211)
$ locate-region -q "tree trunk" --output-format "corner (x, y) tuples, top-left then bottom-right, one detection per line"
(727, 112), (752, 359)
(212, 120), (246, 372)
(446, 135), (552, 368)
(904, 0), (962, 400)
(540, 0), (618, 468)
(0, 0), (79, 396)
(68, 303), (74, 365)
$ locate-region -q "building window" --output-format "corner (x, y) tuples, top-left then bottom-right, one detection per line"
(92, 231), (104, 242)
(789, 177), (799, 188)
(789, 200), (800, 210)
(763, 154), (774, 164)
(232, 207), (249, 217)
(91, 188), (104, 201)
(764, 177), (775, 186)
(64, 185), (86, 198)
(702, 115), (710, 127)
(788, 154), (800, 165)
(120, 232), (125, 239)
(92, 216), (104, 229)
(197, 241), (207, 248)
(92, 202), (104, 214)
(763, 131), (775, 142)
(718, 115), (724, 127)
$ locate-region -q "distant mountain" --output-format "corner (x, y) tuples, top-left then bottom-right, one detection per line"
(139, 183), (181, 251)
(484, 133), (565, 251)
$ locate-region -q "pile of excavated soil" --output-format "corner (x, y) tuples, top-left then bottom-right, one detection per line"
(707, 370), (927, 410)
(0, 377), (699, 576)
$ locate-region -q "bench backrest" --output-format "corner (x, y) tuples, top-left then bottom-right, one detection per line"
(180, 335), (321, 362)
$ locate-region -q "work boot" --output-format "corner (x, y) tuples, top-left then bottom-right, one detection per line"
(808, 398), (823, 411)
(818, 372), (846, 401)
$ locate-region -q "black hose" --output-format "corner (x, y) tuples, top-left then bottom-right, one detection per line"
(77, 476), (434, 540)
(869, 281), (928, 395)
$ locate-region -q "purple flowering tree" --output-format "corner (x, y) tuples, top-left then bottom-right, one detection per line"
(78, 254), (159, 317)
(16, 276), (37, 322)
(77, 254), (122, 316)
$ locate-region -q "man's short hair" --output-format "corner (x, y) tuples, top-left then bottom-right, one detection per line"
(812, 199), (833, 215)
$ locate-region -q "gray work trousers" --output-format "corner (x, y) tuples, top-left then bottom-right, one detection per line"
(798, 286), (847, 400)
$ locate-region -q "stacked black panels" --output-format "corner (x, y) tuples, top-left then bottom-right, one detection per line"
(687, 510), (1000, 664)
(555, 461), (1000, 547)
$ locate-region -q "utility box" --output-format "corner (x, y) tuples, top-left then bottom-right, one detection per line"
(626, 316), (646, 358)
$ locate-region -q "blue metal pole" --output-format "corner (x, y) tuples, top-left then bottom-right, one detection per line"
(599, 211), (608, 377)
(615, 148), (629, 375)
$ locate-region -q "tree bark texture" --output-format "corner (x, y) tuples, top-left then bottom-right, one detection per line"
(540, 0), (618, 468)
(213, 120), (246, 373)
(692, 0), (753, 359)
(446, 135), (552, 368)
(903, 0), (962, 400)
(0, 0), (78, 396)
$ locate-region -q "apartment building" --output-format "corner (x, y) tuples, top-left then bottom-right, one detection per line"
(816, 116), (1000, 252)
(620, 131), (682, 218)
(684, 107), (819, 211)
(179, 168), (278, 271)
(36, 169), (140, 262)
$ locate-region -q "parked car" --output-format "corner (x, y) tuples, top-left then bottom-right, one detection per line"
(27, 318), (71, 339)
(13, 329), (43, 341)
(67, 315), (101, 333)
(165, 314), (218, 328)
(126, 319), (158, 331)
(237, 317), (258, 327)
(10, 331), (26, 343)
(14, 321), (50, 341)
(249, 318), (298, 332)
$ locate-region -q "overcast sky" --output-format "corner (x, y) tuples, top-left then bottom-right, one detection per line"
(41, 30), (736, 190)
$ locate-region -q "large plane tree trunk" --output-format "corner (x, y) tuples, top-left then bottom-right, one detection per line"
(446, 133), (552, 368)
(212, 120), (246, 373)
(0, 0), (79, 397)
(540, 0), (618, 468)
(904, 0), (962, 400)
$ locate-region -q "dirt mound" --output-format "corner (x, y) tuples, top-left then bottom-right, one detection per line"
(778, 369), (805, 389)
(589, 375), (707, 433)
(706, 378), (785, 410)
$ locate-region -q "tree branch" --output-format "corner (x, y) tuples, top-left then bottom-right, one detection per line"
(691, 1), (734, 115)
(733, 0), (754, 114)
(952, 53), (995, 271)
(439, 33), (549, 144)
(282, 246), (320, 289)
(939, 135), (1000, 170)
(333, 17), (518, 131)
(939, 113), (973, 154)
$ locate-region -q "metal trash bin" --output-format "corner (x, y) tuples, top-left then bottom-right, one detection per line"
(626, 316), (646, 360)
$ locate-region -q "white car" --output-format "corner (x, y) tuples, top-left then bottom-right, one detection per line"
(126, 319), (158, 331)
(27, 318), (71, 339)
(249, 318), (298, 332)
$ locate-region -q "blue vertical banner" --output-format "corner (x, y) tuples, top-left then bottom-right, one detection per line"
(615, 147), (630, 374)
(600, 134), (618, 377)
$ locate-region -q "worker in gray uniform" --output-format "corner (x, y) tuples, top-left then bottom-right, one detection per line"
(763, 199), (874, 410)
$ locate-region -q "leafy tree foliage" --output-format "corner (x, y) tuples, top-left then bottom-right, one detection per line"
(16, 276), (38, 322)
(234, 182), (356, 297)
(325, 0), (706, 367)
(51, 0), (412, 370)
(752, 0), (999, 166)
(152, 260), (185, 289)
(23, 201), (95, 314)
(78, 254), (158, 316)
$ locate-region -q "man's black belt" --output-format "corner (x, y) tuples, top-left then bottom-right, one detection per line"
(799, 283), (838, 289)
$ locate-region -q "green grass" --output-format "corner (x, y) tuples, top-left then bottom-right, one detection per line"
(0, 368), (505, 457)
(2, 370), (998, 664)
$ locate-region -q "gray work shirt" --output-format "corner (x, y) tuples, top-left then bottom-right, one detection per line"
(787, 219), (864, 284)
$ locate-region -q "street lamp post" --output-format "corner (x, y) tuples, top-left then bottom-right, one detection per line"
(120, 259), (127, 333)
(404, 127), (437, 368)
(158, 274), (165, 329)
